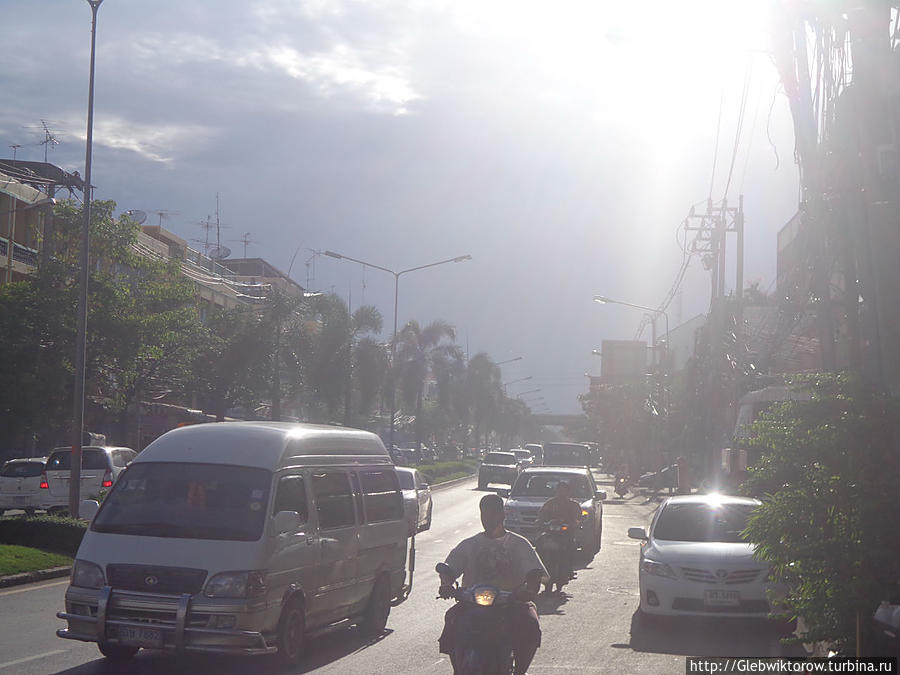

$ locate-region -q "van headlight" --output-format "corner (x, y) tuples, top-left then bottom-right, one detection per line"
(72, 560), (105, 589)
(204, 571), (268, 598)
(473, 586), (497, 606)
(640, 558), (677, 579)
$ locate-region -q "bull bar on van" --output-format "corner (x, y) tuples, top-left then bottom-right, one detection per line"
(57, 585), (277, 655)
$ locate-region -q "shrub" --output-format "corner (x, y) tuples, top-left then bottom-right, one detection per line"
(0, 515), (87, 557)
(742, 373), (900, 654)
(416, 460), (479, 484)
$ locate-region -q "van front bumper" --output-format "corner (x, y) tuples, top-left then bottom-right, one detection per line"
(57, 585), (277, 656)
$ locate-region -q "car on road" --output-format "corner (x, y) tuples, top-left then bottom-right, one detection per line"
(0, 456), (48, 516)
(509, 448), (534, 468)
(627, 493), (784, 624)
(396, 466), (433, 534)
(502, 466), (605, 555)
(542, 442), (590, 468)
(524, 443), (543, 463)
(42, 446), (137, 514)
(477, 451), (520, 489)
(57, 422), (410, 664)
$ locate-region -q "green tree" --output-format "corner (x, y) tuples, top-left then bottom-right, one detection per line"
(192, 306), (268, 421)
(395, 319), (462, 449)
(466, 352), (502, 449)
(742, 374), (900, 653)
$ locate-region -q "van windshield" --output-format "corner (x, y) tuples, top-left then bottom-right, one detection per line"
(92, 462), (271, 542)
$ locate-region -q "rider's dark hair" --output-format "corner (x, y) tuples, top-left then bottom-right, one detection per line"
(479, 493), (504, 513)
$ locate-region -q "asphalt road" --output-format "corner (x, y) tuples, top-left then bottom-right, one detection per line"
(0, 475), (804, 674)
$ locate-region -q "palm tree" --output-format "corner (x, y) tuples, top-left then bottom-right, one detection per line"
(394, 319), (462, 451)
(466, 352), (503, 449)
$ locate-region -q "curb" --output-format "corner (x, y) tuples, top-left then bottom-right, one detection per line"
(0, 565), (71, 589)
(431, 474), (477, 492)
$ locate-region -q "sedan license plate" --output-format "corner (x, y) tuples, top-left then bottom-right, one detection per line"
(704, 590), (740, 607)
(112, 625), (163, 648)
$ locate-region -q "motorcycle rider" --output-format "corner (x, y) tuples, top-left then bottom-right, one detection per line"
(438, 493), (547, 675)
(537, 481), (581, 585)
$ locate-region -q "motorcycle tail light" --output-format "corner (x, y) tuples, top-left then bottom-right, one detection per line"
(473, 587), (497, 606)
(40, 472), (48, 489)
(101, 469), (113, 488)
(561, 524), (568, 531)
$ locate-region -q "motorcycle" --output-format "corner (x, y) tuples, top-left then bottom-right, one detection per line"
(535, 520), (572, 594)
(436, 562), (517, 674)
(614, 475), (629, 498)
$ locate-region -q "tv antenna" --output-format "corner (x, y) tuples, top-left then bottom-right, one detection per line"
(39, 120), (59, 163)
(151, 209), (180, 227)
(9, 144), (22, 160)
(230, 232), (259, 257)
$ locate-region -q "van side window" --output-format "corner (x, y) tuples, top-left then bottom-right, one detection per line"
(360, 470), (403, 523)
(311, 472), (355, 530)
(273, 475), (309, 523)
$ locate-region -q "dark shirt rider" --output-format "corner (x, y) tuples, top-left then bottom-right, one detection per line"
(538, 481), (581, 527)
(537, 481), (581, 584)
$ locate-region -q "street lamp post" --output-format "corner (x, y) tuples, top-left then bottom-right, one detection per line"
(324, 250), (471, 450)
(593, 295), (670, 412)
(495, 356), (523, 366)
(70, 0), (104, 519)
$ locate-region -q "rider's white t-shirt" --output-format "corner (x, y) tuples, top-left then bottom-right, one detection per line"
(444, 531), (548, 591)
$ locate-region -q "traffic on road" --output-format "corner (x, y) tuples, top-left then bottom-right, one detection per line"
(0, 436), (801, 675)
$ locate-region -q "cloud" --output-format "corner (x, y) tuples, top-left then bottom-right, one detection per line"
(69, 117), (219, 164)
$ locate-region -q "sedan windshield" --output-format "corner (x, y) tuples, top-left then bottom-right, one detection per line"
(511, 473), (592, 499)
(92, 462), (271, 541)
(653, 503), (756, 543)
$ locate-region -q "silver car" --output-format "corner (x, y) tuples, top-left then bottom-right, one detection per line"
(502, 467), (605, 555)
(628, 494), (786, 625)
(0, 457), (47, 516)
(396, 466), (432, 534)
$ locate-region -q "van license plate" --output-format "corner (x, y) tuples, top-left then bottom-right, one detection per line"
(112, 625), (163, 648)
(704, 590), (740, 607)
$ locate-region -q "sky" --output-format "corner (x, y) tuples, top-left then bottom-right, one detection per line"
(1, 0), (800, 414)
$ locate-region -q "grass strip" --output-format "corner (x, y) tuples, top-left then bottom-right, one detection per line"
(0, 544), (72, 577)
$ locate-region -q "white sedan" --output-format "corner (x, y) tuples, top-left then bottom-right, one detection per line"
(628, 493), (785, 625)
(396, 466), (433, 535)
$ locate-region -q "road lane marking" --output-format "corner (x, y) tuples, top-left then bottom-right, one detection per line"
(433, 539), (443, 543)
(0, 579), (68, 596)
(611, 540), (643, 546)
(0, 650), (67, 670)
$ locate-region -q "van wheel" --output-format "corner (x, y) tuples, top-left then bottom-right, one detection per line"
(360, 575), (391, 636)
(276, 598), (306, 666)
(98, 642), (139, 661)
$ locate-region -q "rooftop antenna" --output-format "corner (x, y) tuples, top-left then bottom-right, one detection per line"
(212, 192), (232, 250)
(230, 231), (259, 257)
(39, 120), (59, 163)
(9, 144), (22, 160)
(151, 209), (180, 227)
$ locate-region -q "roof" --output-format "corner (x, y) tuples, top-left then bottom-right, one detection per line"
(3, 456), (47, 463)
(136, 421), (388, 470)
(661, 494), (761, 507)
(521, 466), (591, 476)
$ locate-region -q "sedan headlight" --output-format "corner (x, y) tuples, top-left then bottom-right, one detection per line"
(71, 560), (105, 589)
(204, 571), (268, 598)
(640, 558), (677, 579)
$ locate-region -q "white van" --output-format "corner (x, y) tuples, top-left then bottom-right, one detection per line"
(56, 422), (410, 665)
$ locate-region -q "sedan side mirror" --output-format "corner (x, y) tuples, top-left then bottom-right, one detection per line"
(273, 510), (301, 534)
(627, 526), (648, 540)
(496, 488), (510, 499)
(595, 490), (607, 501)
